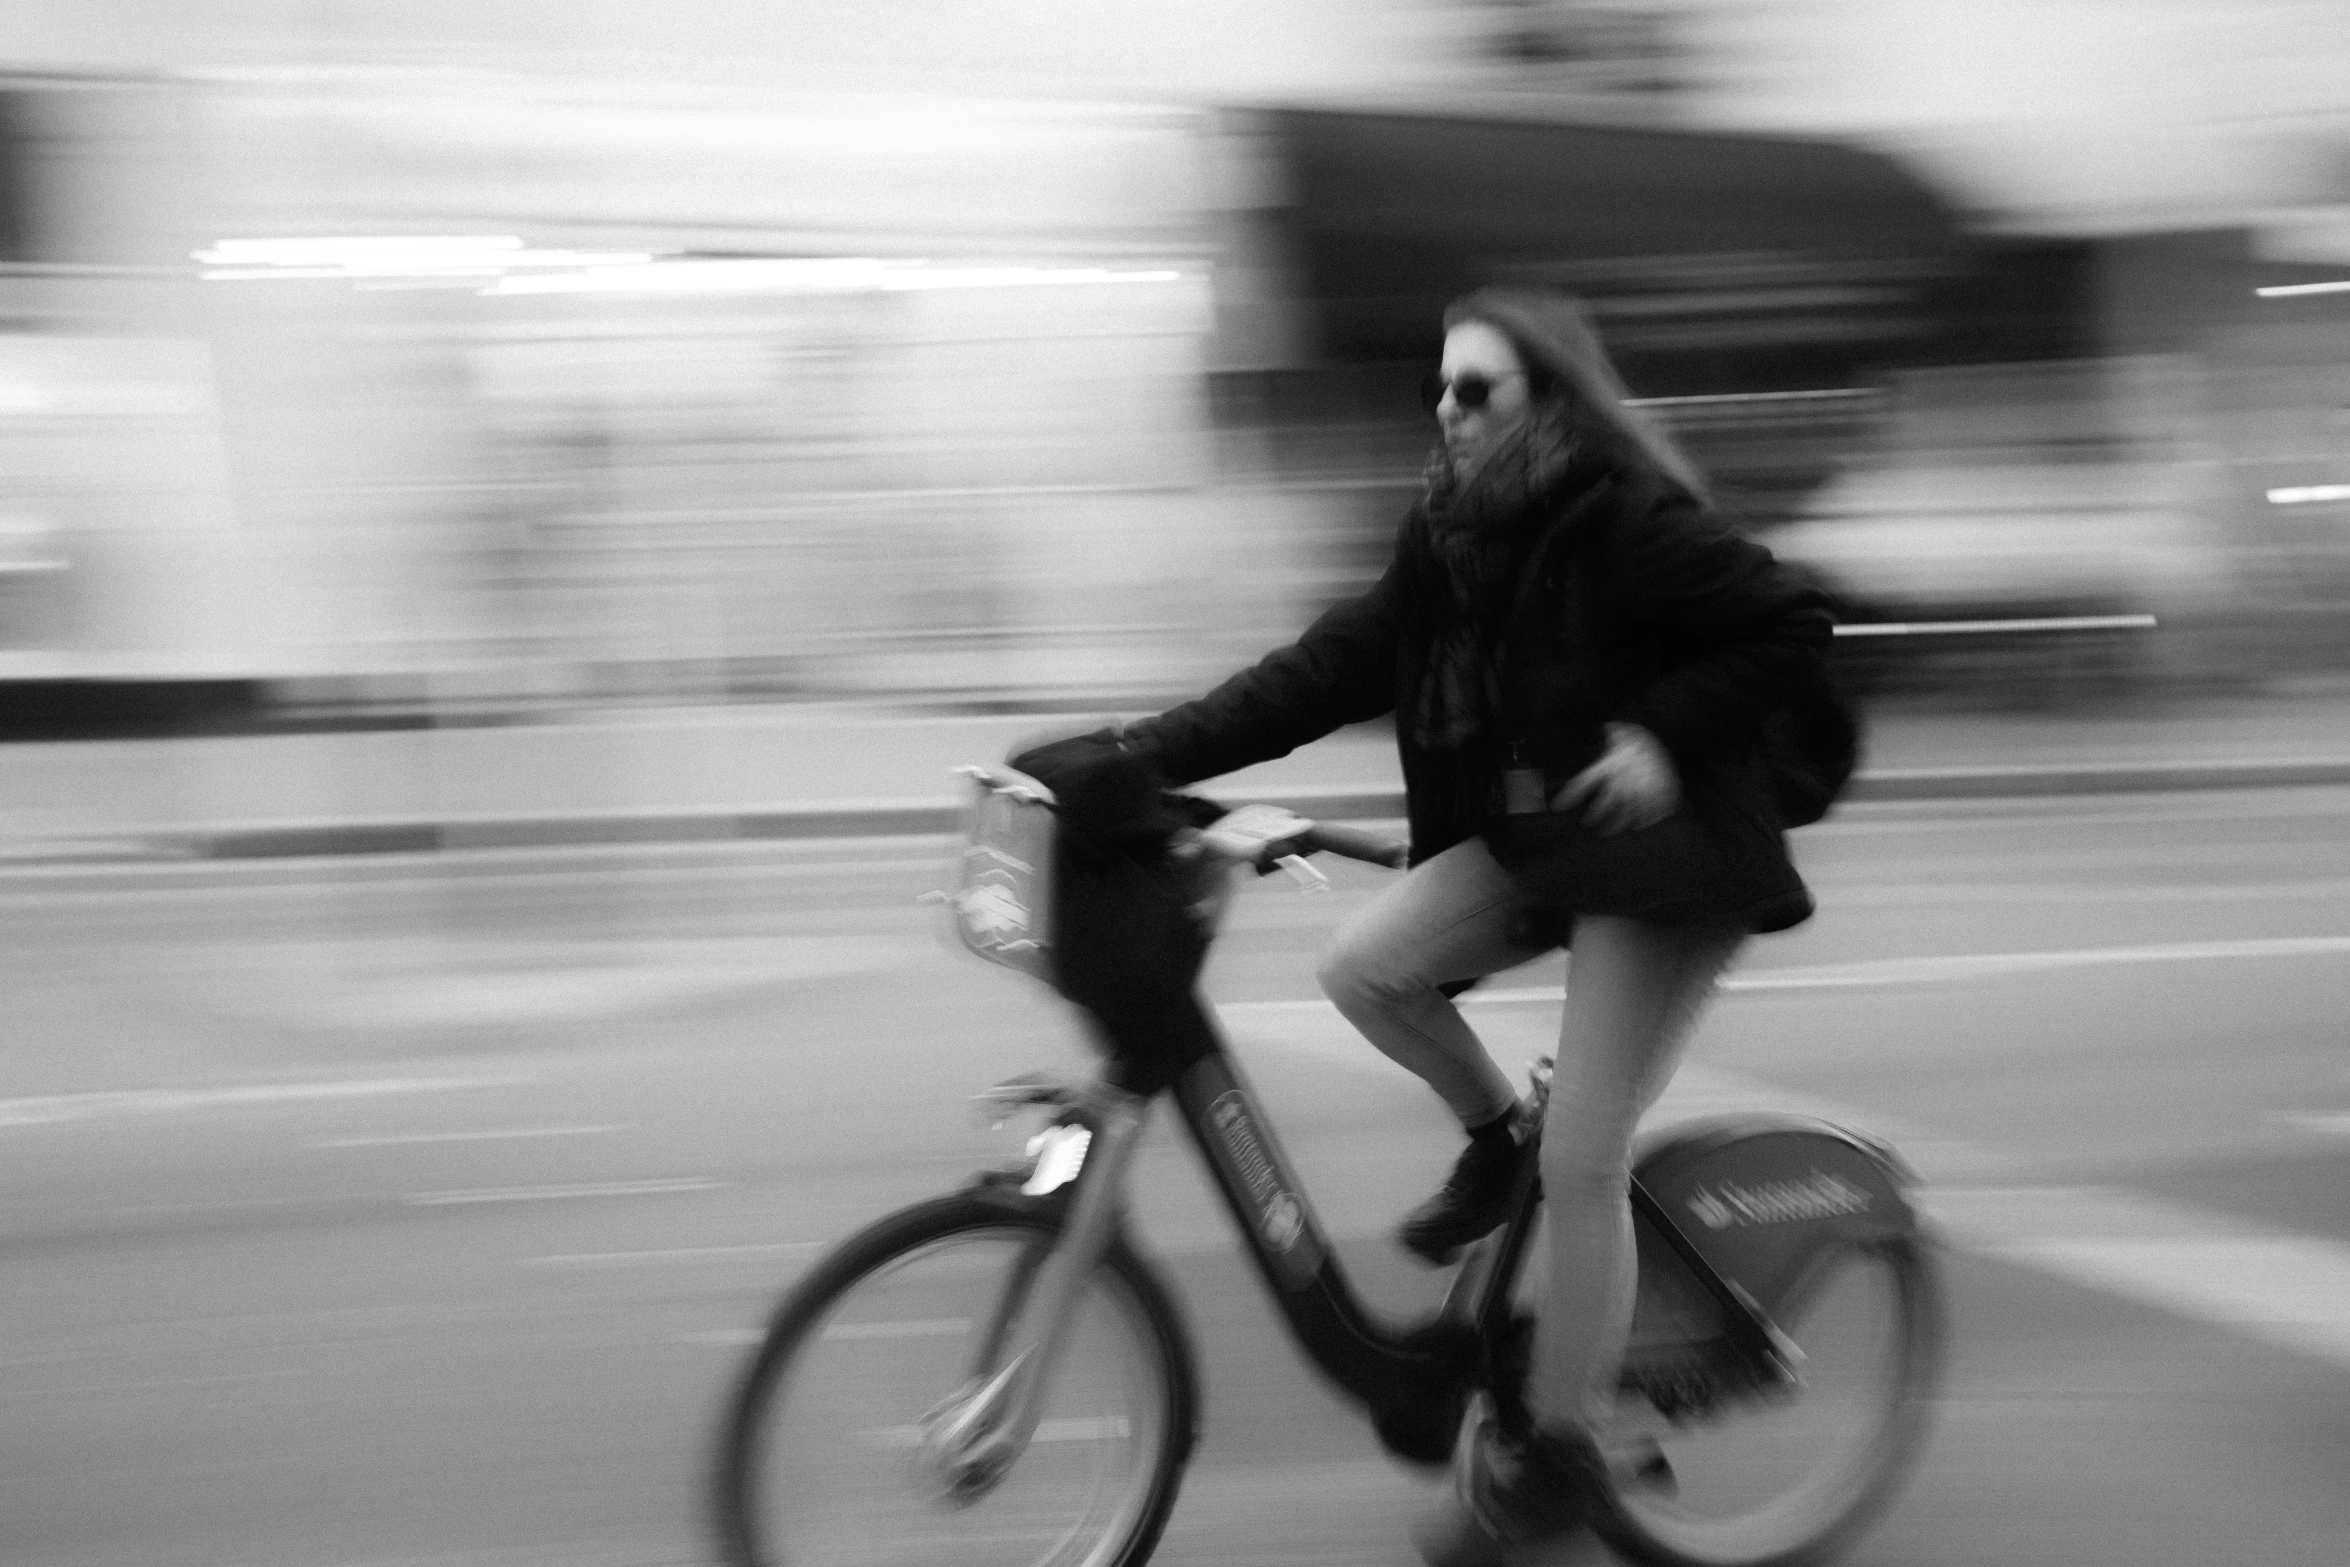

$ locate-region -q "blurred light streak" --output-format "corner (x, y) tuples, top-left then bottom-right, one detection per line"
(1627, 388), (1876, 408)
(193, 234), (658, 280)
(193, 242), (1189, 296)
(2256, 279), (2350, 297)
(478, 257), (1184, 297)
(1832, 614), (2160, 636)
(200, 266), (509, 281)
(316, 1125), (620, 1148)
(200, 235), (529, 263)
(2267, 484), (2350, 504)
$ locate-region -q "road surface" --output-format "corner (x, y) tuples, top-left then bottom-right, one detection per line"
(0, 786), (2345, 1565)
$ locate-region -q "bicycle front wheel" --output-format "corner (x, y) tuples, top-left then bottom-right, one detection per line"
(712, 1191), (1198, 1567)
(1597, 1233), (1945, 1567)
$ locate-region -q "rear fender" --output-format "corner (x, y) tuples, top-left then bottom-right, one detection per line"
(1629, 1115), (1918, 1341)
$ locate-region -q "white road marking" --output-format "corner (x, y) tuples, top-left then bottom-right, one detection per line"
(160, 936), (909, 1032)
(1822, 878), (2350, 906)
(1422, 935), (2350, 1001)
(1230, 1002), (2350, 1372)
(1219, 936), (2350, 1017)
(1807, 791), (2350, 835)
(404, 1177), (720, 1206)
(0, 1075), (525, 1129)
(1035, 1417), (1131, 1442)
(1931, 1187), (2350, 1368)
(0, 839), (960, 895)
(2270, 1111), (2350, 1138)
(318, 1124), (618, 1148)
(683, 1328), (764, 1347)
(28, 1367), (317, 1398)
(1223, 1003), (2001, 1177)
(866, 1417), (1129, 1448)
(526, 1242), (819, 1268)
(823, 1318), (971, 1340)
(1661, 1061), (2350, 1372)
(372, 857), (952, 890)
(272, 1539), (691, 1566)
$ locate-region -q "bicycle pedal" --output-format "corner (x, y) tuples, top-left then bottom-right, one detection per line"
(1610, 1438), (1678, 1497)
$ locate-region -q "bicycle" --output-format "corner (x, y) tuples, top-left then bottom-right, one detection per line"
(711, 763), (1944, 1567)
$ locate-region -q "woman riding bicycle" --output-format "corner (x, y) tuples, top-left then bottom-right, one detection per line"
(1045, 286), (1837, 1562)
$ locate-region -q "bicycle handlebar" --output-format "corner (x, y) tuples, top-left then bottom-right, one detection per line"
(1190, 801), (1407, 876)
(961, 758), (1408, 874)
(1296, 820), (1410, 870)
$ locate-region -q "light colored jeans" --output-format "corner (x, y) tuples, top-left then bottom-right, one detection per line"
(1317, 835), (1745, 1432)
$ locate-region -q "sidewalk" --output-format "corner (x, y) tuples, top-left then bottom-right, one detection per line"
(4, 686), (2349, 862)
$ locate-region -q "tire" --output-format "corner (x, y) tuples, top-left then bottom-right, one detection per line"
(712, 1190), (1199, 1567)
(1593, 1233), (1946, 1567)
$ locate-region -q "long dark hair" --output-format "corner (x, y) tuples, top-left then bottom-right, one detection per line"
(1443, 286), (1711, 501)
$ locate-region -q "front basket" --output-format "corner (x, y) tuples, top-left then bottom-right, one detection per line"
(937, 766), (1058, 983)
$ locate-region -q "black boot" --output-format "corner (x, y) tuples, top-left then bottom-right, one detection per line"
(1398, 1105), (1532, 1264)
(1411, 1407), (1605, 1567)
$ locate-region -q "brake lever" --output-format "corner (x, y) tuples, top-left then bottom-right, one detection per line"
(1272, 853), (1330, 893)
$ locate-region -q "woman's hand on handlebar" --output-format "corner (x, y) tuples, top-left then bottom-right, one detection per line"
(1296, 819), (1411, 870)
(1182, 803), (1408, 874)
(998, 731), (1408, 872)
(1186, 803), (1313, 870)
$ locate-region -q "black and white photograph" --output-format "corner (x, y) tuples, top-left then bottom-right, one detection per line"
(0, 4), (2343, 1565)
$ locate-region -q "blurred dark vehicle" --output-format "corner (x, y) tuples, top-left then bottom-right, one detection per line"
(1218, 107), (2255, 701)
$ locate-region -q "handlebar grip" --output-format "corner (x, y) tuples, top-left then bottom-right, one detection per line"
(1299, 821), (1409, 869)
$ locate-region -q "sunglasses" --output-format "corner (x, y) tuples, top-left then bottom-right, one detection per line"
(1419, 370), (1524, 414)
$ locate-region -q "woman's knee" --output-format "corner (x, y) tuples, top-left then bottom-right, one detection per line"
(1317, 937), (1413, 1012)
(1538, 1121), (1632, 1203)
(1538, 1077), (1645, 1199)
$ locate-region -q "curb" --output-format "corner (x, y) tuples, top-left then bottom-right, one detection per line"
(5, 757), (2328, 866)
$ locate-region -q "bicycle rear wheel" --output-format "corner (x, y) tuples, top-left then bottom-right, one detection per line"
(712, 1191), (1198, 1567)
(1597, 1233), (1945, 1567)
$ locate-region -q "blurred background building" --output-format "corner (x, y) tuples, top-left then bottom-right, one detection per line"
(1, 0), (2347, 727)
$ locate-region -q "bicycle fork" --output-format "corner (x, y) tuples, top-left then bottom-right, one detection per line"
(915, 1077), (1153, 1501)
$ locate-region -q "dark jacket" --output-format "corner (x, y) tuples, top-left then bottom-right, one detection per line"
(1123, 436), (1835, 933)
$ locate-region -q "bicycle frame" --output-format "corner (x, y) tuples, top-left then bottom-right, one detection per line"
(956, 989), (1798, 1481)
(925, 774), (1805, 1483)
(950, 1031), (1491, 1480)
(1167, 1041), (1497, 1460)
(710, 752), (1944, 1567)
